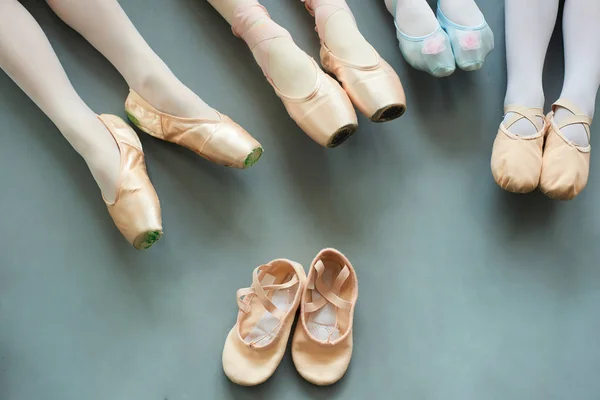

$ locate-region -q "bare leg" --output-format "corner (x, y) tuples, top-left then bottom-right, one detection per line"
(554, 0), (600, 146)
(503, 0), (559, 136)
(0, 0), (120, 202)
(46, 0), (217, 120)
(207, 0), (316, 98)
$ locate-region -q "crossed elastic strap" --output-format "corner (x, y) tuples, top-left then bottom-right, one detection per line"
(237, 264), (299, 320)
(502, 105), (545, 135)
(231, 2), (291, 78)
(302, 0), (355, 41)
(305, 260), (352, 313)
(551, 98), (592, 142)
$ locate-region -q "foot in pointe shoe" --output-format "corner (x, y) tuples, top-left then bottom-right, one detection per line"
(303, 0), (406, 122)
(124, 90), (263, 169)
(231, 1), (358, 148)
(98, 114), (163, 250)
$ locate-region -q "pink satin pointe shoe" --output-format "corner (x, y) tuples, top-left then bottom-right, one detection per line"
(124, 90), (263, 169)
(98, 114), (163, 250)
(303, 0), (406, 122)
(231, 2), (358, 148)
(490, 105), (547, 194)
(539, 99), (592, 200)
(222, 259), (307, 386)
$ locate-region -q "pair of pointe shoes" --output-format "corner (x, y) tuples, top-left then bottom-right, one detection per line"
(232, 0), (406, 148)
(491, 99), (593, 200)
(223, 249), (358, 387)
(101, 90), (263, 249)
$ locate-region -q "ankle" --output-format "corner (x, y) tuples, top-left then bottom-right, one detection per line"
(438, 0), (484, 26)
(320, 10), (377, 66)
(504, 85), (545, 109)
(557, 91), (597, 118)
(262, 38), (317, 97)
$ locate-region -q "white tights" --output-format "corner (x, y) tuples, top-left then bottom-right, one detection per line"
(504, 0), (600, 146)
(0, 0), (218, 202)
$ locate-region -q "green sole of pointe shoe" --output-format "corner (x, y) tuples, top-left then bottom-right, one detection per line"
(133, 230), (163, 250)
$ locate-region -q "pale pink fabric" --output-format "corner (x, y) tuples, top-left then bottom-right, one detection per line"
(231, 2), (291, 77)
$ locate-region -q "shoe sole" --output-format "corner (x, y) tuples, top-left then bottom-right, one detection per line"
(371, 104), (406, 123)
(326, 124), (358, 148)
(133, 229), (163, 250)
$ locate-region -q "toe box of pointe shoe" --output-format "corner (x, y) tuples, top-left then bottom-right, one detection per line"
(284, 73), (358, 148)
(174, 114), (263, 169)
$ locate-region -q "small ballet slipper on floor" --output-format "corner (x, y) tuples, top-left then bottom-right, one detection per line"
(539, 99), (592, 200)
(292, 248), (358, 386)
(490, 105), (546, 193)
(222, 260), (306, 386)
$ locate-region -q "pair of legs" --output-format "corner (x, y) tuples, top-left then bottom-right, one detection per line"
(0, 0), (216, 202)
(206, 0), (377, 98)
(504, 0), (600, 145)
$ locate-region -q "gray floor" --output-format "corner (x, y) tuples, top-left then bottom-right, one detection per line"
(1, 0), (599, 399)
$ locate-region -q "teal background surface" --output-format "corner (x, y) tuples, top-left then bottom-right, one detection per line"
(1, 1), (599, 399)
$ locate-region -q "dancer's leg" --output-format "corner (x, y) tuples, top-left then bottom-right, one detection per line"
(46, 0), (217, 119)
(0, 0), (120, 202)
(207, 0), (317, 98)
(503, 0), (559, 136)
(553, 0), (600, 146)
(304, 0), (376, 66)
(437, 0), (483, 26)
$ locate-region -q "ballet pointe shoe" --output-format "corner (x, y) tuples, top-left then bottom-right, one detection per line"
(231, 2), (358, 148)
(222, 260), (307, 386)
(490, 105), (546, 194)
(303, 0), (406, 122)
(539, 99), (592, 200)
(292, 248), (358, 386)
(124, 90), (263, 169)
(98, 114), (163, 250)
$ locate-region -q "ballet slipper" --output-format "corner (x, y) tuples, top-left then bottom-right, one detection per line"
(222, 260), (306, 386)
(490, 105), (546, 193)
(231, 3), (358, 148)
(539, 99), (592, 200)
(98, 114), (163, 250)
(125, 90), (263, 169)
(292, 248), (358, 386)
(303, 0), (406, 122)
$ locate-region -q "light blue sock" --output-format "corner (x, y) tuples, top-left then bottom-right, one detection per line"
(436, 5), (494, 71)
(395, 26), (456, 78)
